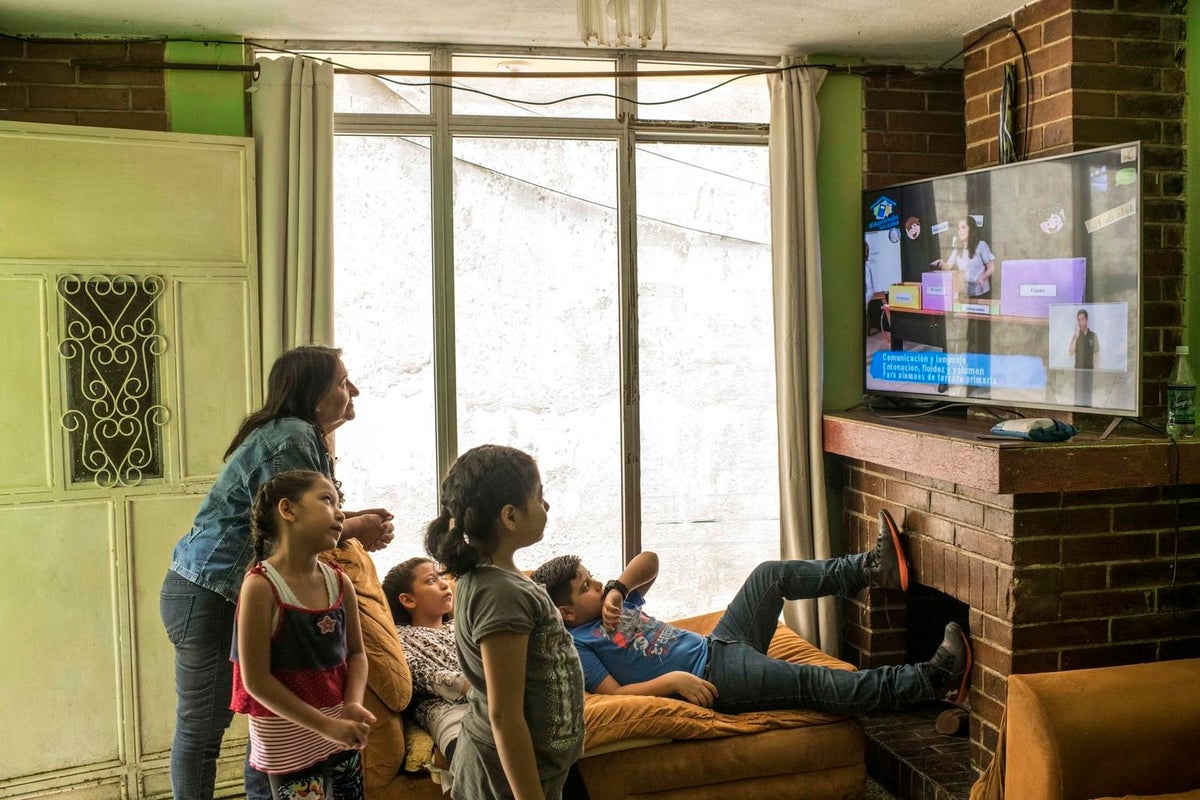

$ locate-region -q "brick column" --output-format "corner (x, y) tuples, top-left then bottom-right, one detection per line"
(862, 66), (966, 190)
(961, 0), (1187, 421)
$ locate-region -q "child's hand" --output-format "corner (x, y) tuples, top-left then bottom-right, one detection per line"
(601, 590), (623, 630)
(342, 702), (376, 727)
(666, 671), (718, 708)
(321, 717), (372, 750)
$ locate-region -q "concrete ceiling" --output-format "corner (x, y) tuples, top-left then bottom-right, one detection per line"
(4, 0), (1033, 63)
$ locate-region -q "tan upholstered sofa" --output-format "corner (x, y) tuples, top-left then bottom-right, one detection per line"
(324, 540), (866, 800)
(1002, 658), (1200, 800)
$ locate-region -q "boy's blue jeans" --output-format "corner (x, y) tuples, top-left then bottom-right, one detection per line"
(159, 570), (272, 800)
(707, 556), (934, 714)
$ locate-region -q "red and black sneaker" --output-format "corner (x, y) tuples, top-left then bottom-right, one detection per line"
(870, 509), (910, 591)
(924, 621), (973, 706)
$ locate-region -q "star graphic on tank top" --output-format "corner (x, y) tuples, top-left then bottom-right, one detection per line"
(316, 614), (336, 634)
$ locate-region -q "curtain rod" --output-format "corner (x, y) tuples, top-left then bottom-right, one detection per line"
(332, 67), (779, 79)
(71, 60), (260, 75)
(70, 60), (815, 79)
(68, 58), (891, 80)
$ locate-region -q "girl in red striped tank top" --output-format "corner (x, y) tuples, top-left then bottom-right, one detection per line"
(232, 470), (376, 800)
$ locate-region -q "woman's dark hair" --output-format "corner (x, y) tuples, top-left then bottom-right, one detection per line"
(382, 557), (436, 626)
(963, 215), (982, 257)
(249, 469), (330, 564)
(425, 444), (540, 577)
(224, 345), (344, 459)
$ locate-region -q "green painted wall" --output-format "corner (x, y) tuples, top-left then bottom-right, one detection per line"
(1188, 7), (1199, 359)
(816, 72), (865, 412)
(815, 71), (864, 562)
(165, 39), (249, 137)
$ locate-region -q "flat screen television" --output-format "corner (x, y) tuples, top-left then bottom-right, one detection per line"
(862, 141), (1142, 417)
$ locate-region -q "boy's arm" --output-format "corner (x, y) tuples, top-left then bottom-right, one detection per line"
(591, 672), (718, 708)
(618, 551), (659, 595)
(602, 551), (659, 628)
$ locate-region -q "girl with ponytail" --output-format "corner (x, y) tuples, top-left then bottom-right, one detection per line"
(424, 445), (585, 800)
(233, 470), (374, 800)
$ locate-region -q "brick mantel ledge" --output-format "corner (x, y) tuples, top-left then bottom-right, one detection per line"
(823, 409), (1200, 494)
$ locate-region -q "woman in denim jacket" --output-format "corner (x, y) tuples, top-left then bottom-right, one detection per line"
(160, 345), (395, 800)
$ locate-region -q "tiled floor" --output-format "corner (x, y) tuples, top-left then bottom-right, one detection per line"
(862, 701), (973, 800)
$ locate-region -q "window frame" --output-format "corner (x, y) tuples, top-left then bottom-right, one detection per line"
(280, 41), (775, 563)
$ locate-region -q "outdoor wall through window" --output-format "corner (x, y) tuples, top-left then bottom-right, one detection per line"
(328, 46), (778, 620)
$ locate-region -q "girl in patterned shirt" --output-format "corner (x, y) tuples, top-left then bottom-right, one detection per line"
(383, 557), (470, 767)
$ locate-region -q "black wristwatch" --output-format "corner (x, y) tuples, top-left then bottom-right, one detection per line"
(603, 579), (629, 601)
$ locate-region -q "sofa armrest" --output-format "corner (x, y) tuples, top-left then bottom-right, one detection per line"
(1004, 658), (1200, 800)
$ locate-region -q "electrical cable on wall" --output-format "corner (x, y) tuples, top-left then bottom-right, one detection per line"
(956, 24), (1032, 163)
(998, 62), (1017, 164)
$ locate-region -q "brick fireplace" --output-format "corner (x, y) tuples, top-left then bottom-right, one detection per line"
(847, 1), (1195, 791)
(825, 410), (1200, 784)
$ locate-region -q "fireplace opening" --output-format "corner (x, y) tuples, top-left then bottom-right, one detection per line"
(906, 583), (971, 665)
(861, 583), (975, 800)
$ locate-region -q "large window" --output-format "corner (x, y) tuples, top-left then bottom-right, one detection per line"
(332, 48), (777, 619)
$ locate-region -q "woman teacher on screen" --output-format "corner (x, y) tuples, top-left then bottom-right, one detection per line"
(939, 215), (995, 299)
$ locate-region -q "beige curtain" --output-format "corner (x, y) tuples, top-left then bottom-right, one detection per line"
(251, 55), (336, 376)
(768, 60), (838, 653)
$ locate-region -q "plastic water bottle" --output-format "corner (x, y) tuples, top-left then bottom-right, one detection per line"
(1167, 345), (1195, 438)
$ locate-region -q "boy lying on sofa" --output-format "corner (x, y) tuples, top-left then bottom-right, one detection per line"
(530, 510), (971, 714)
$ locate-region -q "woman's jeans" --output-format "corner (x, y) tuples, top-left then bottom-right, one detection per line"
(160, 570), (271, 800)
(707, 557), (934, 715)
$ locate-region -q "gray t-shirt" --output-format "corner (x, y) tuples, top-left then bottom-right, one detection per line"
(961, 239), (994, 297)
(450, 566), (585, 800)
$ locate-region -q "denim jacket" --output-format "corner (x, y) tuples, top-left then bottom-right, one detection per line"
(169, 417), (332, 602)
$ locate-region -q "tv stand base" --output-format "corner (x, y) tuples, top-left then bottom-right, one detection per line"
(1100, 415), (1161, 440)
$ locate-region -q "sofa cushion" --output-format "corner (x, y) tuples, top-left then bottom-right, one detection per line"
(321, 540), (413, 789)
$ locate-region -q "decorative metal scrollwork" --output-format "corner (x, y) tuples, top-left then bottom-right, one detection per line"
(58, 274), (170, 488)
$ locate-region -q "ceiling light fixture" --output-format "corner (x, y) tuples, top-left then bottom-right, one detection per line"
(578, 0), (668, 49)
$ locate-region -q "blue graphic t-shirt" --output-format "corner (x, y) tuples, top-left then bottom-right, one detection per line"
(568, 591), (709, 693)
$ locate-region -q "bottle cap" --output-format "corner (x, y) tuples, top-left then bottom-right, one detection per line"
(1177, 345), (1190, 355)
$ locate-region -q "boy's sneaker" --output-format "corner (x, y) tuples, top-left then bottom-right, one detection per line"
(922, 622), (973, 706)
(868, 509), (910, 591)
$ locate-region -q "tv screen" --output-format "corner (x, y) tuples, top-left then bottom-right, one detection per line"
(862, 141), (1142, 417)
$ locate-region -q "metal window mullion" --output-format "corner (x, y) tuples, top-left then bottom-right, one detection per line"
(444, 115), (623, 139)
(430, 47), (458, 489)
(335, 115), (438, 136)
(632, 129), (768, 146)
(615, 51), (641, 564)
